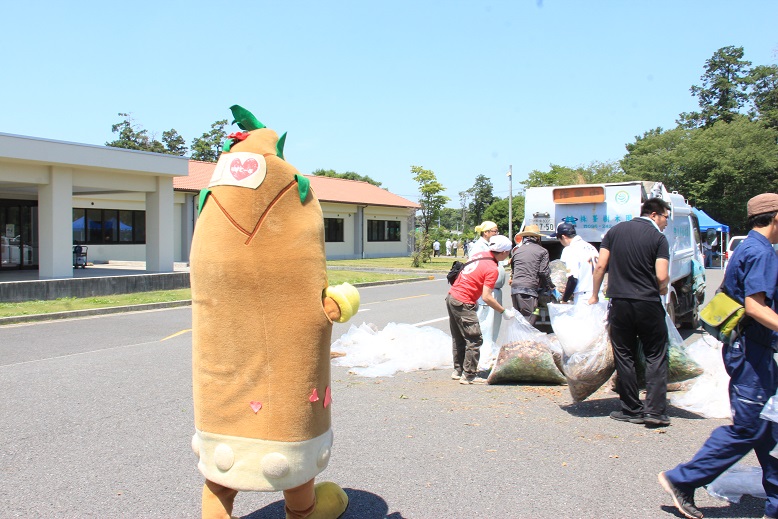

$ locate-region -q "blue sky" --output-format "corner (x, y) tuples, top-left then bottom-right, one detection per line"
(2, 1), (776, 207)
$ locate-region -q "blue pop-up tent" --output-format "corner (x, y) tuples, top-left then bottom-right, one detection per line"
(693, 208), (729, 269)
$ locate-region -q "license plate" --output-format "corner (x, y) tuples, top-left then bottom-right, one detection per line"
(532, 218), (554, 232)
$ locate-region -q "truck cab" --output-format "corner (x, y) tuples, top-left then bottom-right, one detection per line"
(521, 181), (706, 328)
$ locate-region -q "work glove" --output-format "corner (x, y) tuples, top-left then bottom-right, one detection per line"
(502, 308), (516, 320)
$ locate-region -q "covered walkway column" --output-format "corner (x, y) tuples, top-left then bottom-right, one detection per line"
(355, 205), (365, 259)
(180, 193), (196, 263)
(145, 176), (174, 272)
(38, 166), (73, 279)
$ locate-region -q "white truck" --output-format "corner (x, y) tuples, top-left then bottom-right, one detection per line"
(521, 181), (706, 328)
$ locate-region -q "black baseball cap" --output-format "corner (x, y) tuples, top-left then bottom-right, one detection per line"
(551, 222), (576, 238)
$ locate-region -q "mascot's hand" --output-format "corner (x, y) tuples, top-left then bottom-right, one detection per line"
(324, 283), (360, 323)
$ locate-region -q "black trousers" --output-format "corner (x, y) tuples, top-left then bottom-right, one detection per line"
(608, 298), (668, 417)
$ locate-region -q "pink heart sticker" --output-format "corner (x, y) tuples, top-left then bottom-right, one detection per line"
(309, 388), (319, 402)
(249, 401), (262, 413)
(230, 158), (259, 180)
(323, 386), (332, 408)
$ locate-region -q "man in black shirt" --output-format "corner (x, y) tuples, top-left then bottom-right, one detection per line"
(589, 198), (671, 427)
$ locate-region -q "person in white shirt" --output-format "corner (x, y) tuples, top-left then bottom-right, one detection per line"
(468, 221), (506, 370)
(445, 238), (452, 256)
(552, 222), (600, 304)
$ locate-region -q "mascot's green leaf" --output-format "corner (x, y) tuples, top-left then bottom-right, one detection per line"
(197, 189), (211, 216)
(229, 105), (265, 131)
(276, 132), (287, 160)
(295, 174), (310, 203)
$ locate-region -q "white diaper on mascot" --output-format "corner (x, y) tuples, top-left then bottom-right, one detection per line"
(190, 105), (359, 519)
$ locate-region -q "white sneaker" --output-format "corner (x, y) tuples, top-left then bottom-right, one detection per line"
(459, 374), (487, 385)
(451, 370), (462, 380)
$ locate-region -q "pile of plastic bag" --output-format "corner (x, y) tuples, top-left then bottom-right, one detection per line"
(670, 336), (731, 419)
(331, 322), (450, 377)
(487, 315), (565, 385)
(548, 302), (615, 402)
(706, 464), (766, 503)
(549, 260), (568, 295)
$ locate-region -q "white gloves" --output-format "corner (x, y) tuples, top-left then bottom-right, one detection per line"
(502, 308), (516, 320)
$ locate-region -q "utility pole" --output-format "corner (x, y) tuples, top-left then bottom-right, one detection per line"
(507, 165), (513, 241)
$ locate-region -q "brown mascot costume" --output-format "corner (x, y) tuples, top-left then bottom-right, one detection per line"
(190, 105), (359, 519)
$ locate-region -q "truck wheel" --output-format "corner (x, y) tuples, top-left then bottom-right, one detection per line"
(681, 307), (700, 330)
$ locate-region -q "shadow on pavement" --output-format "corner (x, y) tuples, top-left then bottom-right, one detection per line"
(661, 493), (765, 518)
(559, 396), (711, 421)
(243, 488), (406, 519)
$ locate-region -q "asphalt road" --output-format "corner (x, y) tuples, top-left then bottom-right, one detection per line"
(2, 268), (766, 519)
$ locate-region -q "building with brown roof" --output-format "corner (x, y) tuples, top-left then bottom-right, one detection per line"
(176, 161), (420, 260)
(0, 133), (418, 280)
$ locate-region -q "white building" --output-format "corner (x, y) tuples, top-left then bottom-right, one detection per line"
(0, 134), (418, 279)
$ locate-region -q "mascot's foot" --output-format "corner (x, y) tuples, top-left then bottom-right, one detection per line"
(286, 482), (348, 519)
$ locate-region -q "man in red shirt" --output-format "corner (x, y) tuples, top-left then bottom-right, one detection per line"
(447, 234), (516, 384)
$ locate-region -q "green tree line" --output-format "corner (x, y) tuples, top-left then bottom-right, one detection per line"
(105, 116), (383, 185)
(105, 45), (776, 247)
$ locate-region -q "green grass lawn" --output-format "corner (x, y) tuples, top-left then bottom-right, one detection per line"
(328, 255), (458, 271)
(0, 269), (428, 318)
(0, 289), (194, 317)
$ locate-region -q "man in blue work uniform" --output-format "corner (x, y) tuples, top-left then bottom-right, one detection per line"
(659, 193), (778, 519)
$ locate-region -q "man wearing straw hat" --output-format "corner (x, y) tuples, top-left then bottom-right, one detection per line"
(509, 224), (555, 326)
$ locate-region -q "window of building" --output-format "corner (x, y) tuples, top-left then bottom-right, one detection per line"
(324, 218), (344, 242)
(367, 220), (400, 242)
(73, 209), (146, 244)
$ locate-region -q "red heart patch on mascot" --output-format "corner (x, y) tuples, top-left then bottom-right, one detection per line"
(230, 158), (259, 180)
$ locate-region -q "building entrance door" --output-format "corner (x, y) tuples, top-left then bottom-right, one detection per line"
(0, 200), (38, 270)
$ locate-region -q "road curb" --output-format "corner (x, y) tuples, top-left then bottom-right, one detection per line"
(0, 300), (192, 325)
(0, 276), (441, 325)
(353, 276), (438, 288)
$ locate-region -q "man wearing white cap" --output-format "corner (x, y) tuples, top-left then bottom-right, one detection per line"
(659, 192), (778, 519)
(446, 235), (516, 384)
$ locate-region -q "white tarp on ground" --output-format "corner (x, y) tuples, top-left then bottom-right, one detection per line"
(671, 336), (731, 419)
(331, 322), (451, 377)
(331, 321), (736, 417)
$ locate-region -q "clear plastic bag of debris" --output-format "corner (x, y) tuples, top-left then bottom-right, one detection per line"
(671, 336), (731, 419)
(548, 302), (615, 401)
(549, 260), (568, 295)
(487, 314), (566, 385)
